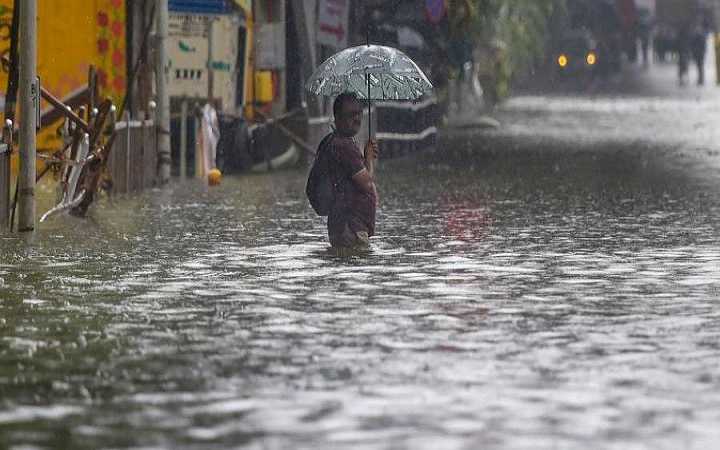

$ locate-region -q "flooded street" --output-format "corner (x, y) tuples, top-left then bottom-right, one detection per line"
(3, 62), (720, 449)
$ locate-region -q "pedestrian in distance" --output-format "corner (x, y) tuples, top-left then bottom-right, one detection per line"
(690, 23), (708, 85)
(306, 92), (379, 254)
(676, 26), (691, 86)
(637, 8), (653, 68)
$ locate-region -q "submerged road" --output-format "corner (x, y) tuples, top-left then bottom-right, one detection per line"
(2, 59), (720, 449)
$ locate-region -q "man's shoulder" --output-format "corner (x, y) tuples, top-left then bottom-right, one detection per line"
(328, 135), (364, 173)
(331, 135), (358, 150)
(332, 136), (362, 160)
(317, 133), (355, 154)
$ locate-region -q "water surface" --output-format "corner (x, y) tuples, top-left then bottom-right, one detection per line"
(2, 95), (720, 449)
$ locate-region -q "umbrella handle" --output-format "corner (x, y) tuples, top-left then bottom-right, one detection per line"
(366, 72), (371, 140)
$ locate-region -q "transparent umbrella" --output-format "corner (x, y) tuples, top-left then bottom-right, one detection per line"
(305, 43), (433, 137)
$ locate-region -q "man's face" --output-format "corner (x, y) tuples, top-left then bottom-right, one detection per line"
(336, 98), (363, 136)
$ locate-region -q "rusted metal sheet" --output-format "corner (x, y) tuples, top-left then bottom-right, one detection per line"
(108, 120), (157, 194)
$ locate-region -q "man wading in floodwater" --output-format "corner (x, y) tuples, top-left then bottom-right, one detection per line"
(307, 93), (379, 252)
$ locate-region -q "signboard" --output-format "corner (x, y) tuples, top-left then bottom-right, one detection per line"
(168, 13), (210, 100)
(425, 0), (447, 24)
(255, 22), (286, 69)
(169, 0), (230, 14)
(317, 0), (349, 49)
(168, 13), (240, 109)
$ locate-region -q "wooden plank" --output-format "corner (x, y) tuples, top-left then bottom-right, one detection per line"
(143, 121), (155, 189)
(113, 127), (129, 194)
(0, 148), (9, 229)
(137, 125), (145, 191)
(132, 122), (143, 192)
(107, 133), (116, 194)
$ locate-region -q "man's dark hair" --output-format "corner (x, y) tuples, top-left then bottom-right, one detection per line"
(333, 92), (359, 119)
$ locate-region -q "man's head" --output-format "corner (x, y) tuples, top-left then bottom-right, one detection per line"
(333, 92), (363, 137)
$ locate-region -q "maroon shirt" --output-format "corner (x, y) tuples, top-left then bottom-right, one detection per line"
(326, 135), (376, 240)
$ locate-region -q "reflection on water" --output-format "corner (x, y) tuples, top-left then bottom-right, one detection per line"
(2, 129), (720, 449)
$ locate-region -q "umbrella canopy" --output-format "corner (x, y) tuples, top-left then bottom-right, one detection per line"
(306, 44), (433, 101)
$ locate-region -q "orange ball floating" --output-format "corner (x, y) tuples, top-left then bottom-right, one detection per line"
(208, 168), (222, 186)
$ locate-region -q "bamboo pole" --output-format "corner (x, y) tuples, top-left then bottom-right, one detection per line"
(0, 120), (12, 230)
(180, 98), (187, 178)
(194, 105), (203, 179)
(125, 111), (131, 193)
(155, 0), (171, 183)
(17, 0), (37, 232)
(207, 19), (214, 103)
(88, 65), (96, 121)
(40, 88), (90, 133)
(3, 1), (19, 123)
(2, 54), (91, 134)
(2, 1), (18, 230)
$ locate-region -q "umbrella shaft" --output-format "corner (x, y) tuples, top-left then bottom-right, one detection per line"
(366, 73), (371, 140)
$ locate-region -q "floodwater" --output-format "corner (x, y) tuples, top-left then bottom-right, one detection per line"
(3, 66), (720, 449)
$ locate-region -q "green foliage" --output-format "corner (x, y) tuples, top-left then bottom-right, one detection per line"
(450, 0), (565, 103)
(499, 1), (556, 70)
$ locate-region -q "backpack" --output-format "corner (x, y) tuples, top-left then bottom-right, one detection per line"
(306, 132), (337, 216)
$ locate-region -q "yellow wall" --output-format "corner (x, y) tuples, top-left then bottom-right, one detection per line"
(0, 0), (126, 172)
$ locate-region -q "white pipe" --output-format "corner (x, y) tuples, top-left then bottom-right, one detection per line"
(39, 133), (89, 223)
(40, 190), (86, 223)
(66, 133), (89, 204)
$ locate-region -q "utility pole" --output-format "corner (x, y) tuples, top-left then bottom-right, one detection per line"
(18, 0), (37, 232)
(156, 0), (171, 183)
(207, 18), (214, 103)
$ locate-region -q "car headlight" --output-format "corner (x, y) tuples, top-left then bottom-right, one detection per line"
(558, 54), (568, 68)
(586, 52), (597, 66)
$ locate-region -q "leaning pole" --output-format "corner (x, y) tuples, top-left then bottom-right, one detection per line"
(18, 0), (37, 232)
(156, 0), (171, 183)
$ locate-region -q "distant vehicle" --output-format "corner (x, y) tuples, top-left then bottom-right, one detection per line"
(551, 30), (603, 79)
(546, 0), (629, 83)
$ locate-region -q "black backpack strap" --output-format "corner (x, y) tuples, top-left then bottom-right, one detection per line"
(316, 132), (335, 157)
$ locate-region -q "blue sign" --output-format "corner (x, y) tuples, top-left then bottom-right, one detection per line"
(425, 0), (446, 24)
(169, 0), (231, 14)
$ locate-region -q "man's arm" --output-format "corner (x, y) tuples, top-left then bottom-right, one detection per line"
(351, 139), (379, 195)
(364, 139), (378, 178)
(351, 168), (375, 194)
